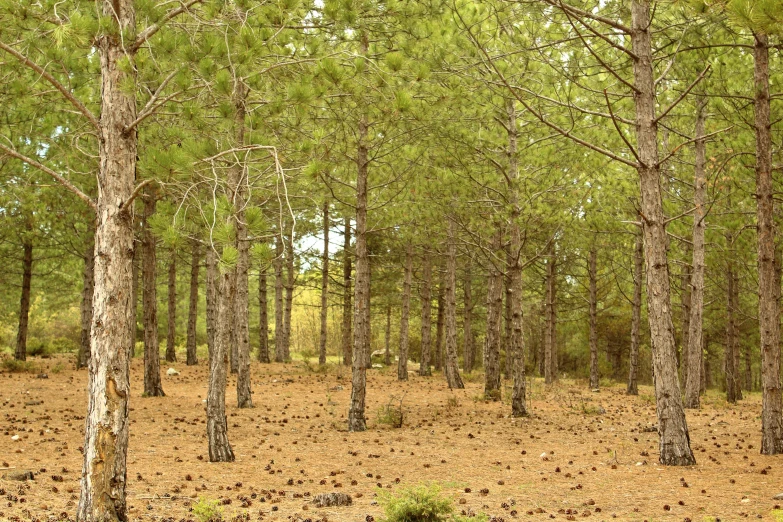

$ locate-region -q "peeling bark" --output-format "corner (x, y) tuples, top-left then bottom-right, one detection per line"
(141, 191), (164, 398)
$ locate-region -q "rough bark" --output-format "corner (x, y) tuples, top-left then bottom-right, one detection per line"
(141, 191), (164, 398)
(384, 305), (392, 366)
(398, 245), (412, 380)
(443, 219), (464, 389)
(14, 238), (33, 362)
(206, 266), (236, 462)
(274, 234), (285, 362)
(754, 32), (783, 455)
(419, 255), (432, 376)
(349, 100), (370, 432)
(185, 240), (200, 366)
(131, 239), (139, 356)
(631, 0), (694, 465)
(258, 264), (270, 363)
(78, 2), (138, 516)
(342, 217), (352, 367)
(544, 243), (558, 384)
(165, 248), (177, 363)
(463, 264), (474, 373)
(206, 246), (218, 366)
(680, 257), (692, 376)
(434, 276), (445, 372)
(588, 248), (599, 390)
(504, 245), (513, 380)
(484, 230), (503, 400)
(726, 261), (738, 404)
(627, 234), (643, 395)
(319, 202), (329, 366)
(283, 228), (295, 361)
(684, 98), (707, 409)
(78, 235), (96, 369)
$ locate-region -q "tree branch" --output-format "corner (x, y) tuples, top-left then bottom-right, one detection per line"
(132, 0), (206, 52)
(654, 64), (711, 124)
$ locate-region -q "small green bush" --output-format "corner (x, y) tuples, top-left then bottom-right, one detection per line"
(1, 358), (38, 373)
(378, 483), (453, 522)
(50, 362), (65, 374)
(192, 497), (223, 522)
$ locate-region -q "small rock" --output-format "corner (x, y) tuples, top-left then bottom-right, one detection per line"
(3, 470), (34, 481)
(36, 373), (48, 379)
(166, 368), (180, 376)
(774, 493), (783, 500)
(11, 435), (20, 441)
(312, 492), (353, 507)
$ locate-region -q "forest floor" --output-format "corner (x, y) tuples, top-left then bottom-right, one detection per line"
(1, 354), (782, 522)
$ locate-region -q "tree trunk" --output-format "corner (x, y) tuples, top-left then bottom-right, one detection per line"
(726, 261), (738, 404)
(185, 240), (200, 366)
(342, 217), (352, 366)
(680, 255), (692, 377)
(14, 238), (33, 361)
(398, 245), (412, 380)
(463, 264), (474, 373)
(631, 0), (694, 465)
(754, 32), (783, 455)
(142, 191), (164, 397)
(258, 264), (270, 363)
(206, 246), (218, 366)
(232, 80), (252, 408)
(349, 101), (370, 432)
(504, 244), (513, 380)
(78, 235), (96, 368)
(744, 343), (752, 392)
(206, 266), (236, 462)
(627, 234), (643, 395)
(274, 234), (285, 362)
(434, 275), (445, 372)
(165, 248), (177, 363)
(78, 2), (138, 515)
(131, 238), (139, 356)
(544, 243), (558, 384)
(384, 305), (392, 366)
(588, 248), (599, 390)
(444, 219), (465, 389)
(419, 254), (432, 376)
(684, 98), (707, 409)
(484, 229), (503, 400)
(319, 202), (329, 365)
(283, 228), (294, 361)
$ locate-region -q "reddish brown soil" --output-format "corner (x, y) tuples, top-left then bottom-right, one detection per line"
(1, 355), (782, 521)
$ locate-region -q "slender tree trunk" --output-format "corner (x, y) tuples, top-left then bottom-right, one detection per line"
(506, 99), (526, 416)
(207, 266), (236, 462)
(504, 245), (513, 380)
(631, 0), (694, 465)
(753, 32), (783, 455)
(274, 234), (285, 362)
(463, 264), (474, 373)
(384, 305), (392, 366)
(131, 237), (139, 356)
(544, 243), (558, 384)
(588, 248), (599, 390)
(14, 238), (33, 361)
(685, 98), (707, 409)
(434, 276), (445, 372)
(744, 344), (752, 392)
(319, 202), (329, 365)
(142, 191), (164, 397)
(726, 261), (738, 404)
(484, 229), (503, 400)
(444, 219), (464, 389)
(419, 254), (432, 376)
(538, 296), (546, 376)
(680, 256), (692, 377)
(165, 248), (177, 363)
(349, 96), (370, 432)
(78, 235), (96, 368)
(733, 270), (742, 401)
(78, 3), (138, 515)
(283, 228), (294, 361)
(232, 81), (252, 408)
(342, 218), (352, 366)
(398, 245), (412, 380)
(258, 264), (270, 363)
(206, 246), (218, 366)
(627, 234), (643, 395)
(185, 240), (200, 366)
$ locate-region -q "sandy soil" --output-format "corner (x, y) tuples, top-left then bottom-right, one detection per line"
(1, 354), (782, 521)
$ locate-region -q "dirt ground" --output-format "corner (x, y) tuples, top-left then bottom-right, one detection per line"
(2, 354), (783, 522)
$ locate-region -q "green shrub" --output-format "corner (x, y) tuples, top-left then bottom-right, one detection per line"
(49, 337), (78, 353)
(27, 338), (48, 357)
(192, 497), (223, 522)
(50, 362), (65, 374)
(1, 358), (38, 373)
(378, 483), (453, 522)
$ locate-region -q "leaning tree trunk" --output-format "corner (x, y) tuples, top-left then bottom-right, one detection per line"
(434, 276), (445, 372)
(141, 191), (164, 397)
(754, 32), (783, 455)
(544, 242), (558, 384)
(258, 264), (270, 363)
(206, 246), (218, 366)
(443, 219), (465, 389)
(419, 254), (433, 376)
(684, 98), (707, 409)
(274, 234), (285, 362)
(14, 238), (33, 361)
(349, 108), (370, 432)
(384, 305), (392, 366)
(319, 202), (329, 365)
(283, 228), (295, 361)
(78, 235), (96, 368)
(627, 234), (643, 395)
(463, 263), (474, 373)
(398, 245), (412, 380)
(588, 248), (599, 390)
(165, 248), (177, 363)
(631, 0), (694, 465)
(725, 260), (738, 404)
(206, 264), (236, 462)
(232, 80), (252, 409)
(484, 229), (503, 400)
(342, 217), (352, 366)
(185, 240), (200, 366)
(78, 2), (138, 516)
